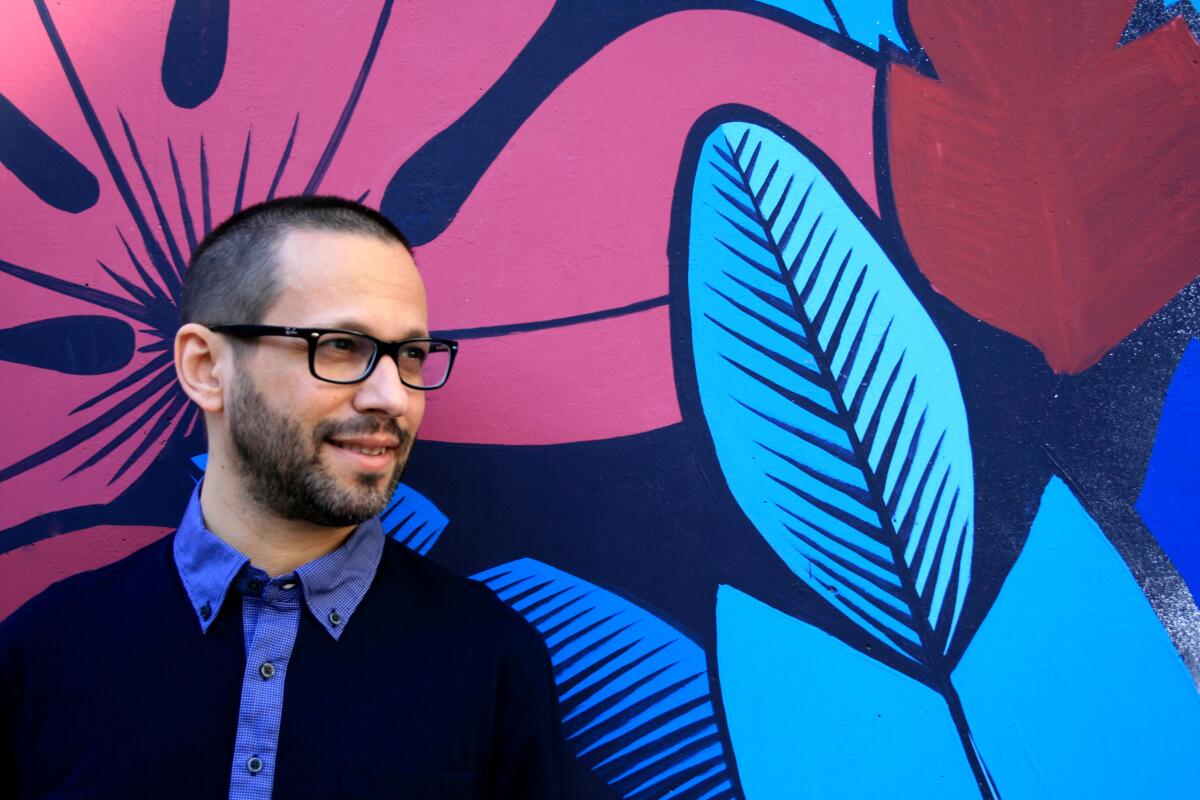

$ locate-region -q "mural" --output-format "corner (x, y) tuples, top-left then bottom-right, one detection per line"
(2, 0), (1199, 796)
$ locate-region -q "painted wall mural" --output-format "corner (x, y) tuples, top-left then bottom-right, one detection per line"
(2, 0), (1199, 797)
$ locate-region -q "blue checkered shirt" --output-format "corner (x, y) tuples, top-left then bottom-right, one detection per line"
(173, 485), (384, 800)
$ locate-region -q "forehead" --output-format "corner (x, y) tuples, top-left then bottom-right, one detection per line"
(265, 227), (427, 335)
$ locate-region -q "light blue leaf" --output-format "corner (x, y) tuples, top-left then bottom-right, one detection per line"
(753, 0), (907, 51)
(189, 452), (446, 554)
(716, 585), (979, 799)
(688, 122), (974, 665)
(954, 477), (1200, 798)
(474, 559), (739, 800)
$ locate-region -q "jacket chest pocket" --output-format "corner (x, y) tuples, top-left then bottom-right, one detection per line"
(339, 761), (476, 799)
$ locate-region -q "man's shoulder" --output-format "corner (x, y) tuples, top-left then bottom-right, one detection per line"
(378, 540), (546, 651)
(0, 533), (175, 641)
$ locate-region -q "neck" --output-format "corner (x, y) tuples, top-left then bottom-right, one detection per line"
(198, 456), (355, 577)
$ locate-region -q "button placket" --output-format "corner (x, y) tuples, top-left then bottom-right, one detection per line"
(228, 581), (300, 799)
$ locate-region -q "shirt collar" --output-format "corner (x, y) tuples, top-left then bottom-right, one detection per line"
(173, 483), (385, 640)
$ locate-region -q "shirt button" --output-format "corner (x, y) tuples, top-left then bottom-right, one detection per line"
(247, 756), (263, 774)
(328, 610), (343, 627)
(259, 661), (276, 679)
(281, 582), (296, 590)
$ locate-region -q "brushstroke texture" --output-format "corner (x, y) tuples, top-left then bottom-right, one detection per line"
(887, 0), (1200, 373)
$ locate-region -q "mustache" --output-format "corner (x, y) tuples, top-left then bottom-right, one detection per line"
(314, 416), (411, 445)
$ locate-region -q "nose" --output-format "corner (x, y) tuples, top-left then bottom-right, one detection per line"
(352, 353), (415, 419)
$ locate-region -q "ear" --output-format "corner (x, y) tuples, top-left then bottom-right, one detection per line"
(175, 323), (230, 414)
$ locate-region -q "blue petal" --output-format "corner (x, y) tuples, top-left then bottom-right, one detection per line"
(1137, 337), (1200, 600)
(954, 476), (1200, 798)
(716, 585), (979, 798)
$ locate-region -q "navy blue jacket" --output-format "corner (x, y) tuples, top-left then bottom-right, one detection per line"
(0, 534), (565, 799)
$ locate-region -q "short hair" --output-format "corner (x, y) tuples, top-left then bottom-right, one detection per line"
(180, 195), (412, 326)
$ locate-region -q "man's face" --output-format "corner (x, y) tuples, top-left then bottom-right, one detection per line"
(225, 227), (428, 527)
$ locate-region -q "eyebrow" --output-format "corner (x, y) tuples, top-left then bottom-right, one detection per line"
(325, 320), (429, 340)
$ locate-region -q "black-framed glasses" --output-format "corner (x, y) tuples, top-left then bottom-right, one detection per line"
(208, 324), (458, 389)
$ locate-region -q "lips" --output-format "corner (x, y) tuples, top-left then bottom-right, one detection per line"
(328, 439), (395, 456)
(325, 435), (401, 469)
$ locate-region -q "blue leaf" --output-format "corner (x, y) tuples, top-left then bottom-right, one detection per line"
(753, 0), (907, 51)
(187, 454), (447, 554)
(161, 0), (230, 109)
(1137, 337), (1200, 600)
(688, 122), (974, 665)
(716, 585), (980, 798)
(953, 476), (1200, 798)
(378, 484), (447, 555)
(474, 559), (739, 800)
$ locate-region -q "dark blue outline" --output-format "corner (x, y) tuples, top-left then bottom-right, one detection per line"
(381, 0), (923, 246)
(434, 295), (668, 340)
(303, 0), (394, 194)
(666, 105), (1010, 794)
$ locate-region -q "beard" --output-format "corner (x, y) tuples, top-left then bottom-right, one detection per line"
(227, 372), (411, 527)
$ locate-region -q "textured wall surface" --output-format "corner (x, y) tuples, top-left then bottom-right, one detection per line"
(2, 1), (1199, 797)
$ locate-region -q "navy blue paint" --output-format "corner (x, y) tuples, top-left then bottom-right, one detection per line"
(233, 129), (251, 214)
(33, 0), (181, 300)
(0, 368), (179, 483)
(0, 259), (158, 327)
(0, 92), (99, 213)
(381, 0), (882, 246)
(0, 422), (200, 553)
(821, 0), (849, 37)
(118, 112), (189, 279)
(303, 0), (393, 195)
(434, 295), (668, 340)
(268, 116), (300, 200)
(1120, 0), (1200, 45)
(0, 316), (133, 375)
(168, 140), (200, 253)
(199, 136), (214, 235)
(161, 0), (230, 109)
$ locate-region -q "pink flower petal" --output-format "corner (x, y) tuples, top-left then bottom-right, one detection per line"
(418, 10), (876, 444)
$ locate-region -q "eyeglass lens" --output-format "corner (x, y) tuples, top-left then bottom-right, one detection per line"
(313, 332), (451, 387)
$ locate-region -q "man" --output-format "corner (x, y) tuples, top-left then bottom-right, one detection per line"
(0, 196), (564, 798)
